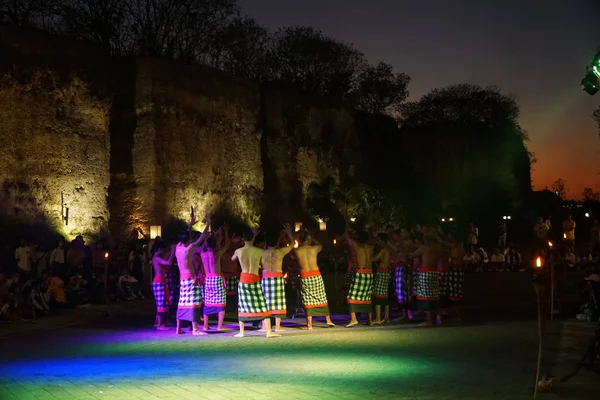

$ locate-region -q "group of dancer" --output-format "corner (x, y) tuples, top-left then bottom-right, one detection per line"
(151, 211), (466, 338)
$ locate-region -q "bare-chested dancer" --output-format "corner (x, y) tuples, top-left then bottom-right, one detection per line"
(232, 229), (280, 338)
(261, 224), (294, 332)
(222, 233), (242, 307)
(152, 243), (175, 330)
(410, 232), (442, 327)
(344, 221), (375, 328)
(295, 229), (335, 330)
(201, 223), (230, 331)
(392, 229), (416, 321)
(437, 230), (465, 322)
(175, 213), (211, 335)
(371, 233), (393, 324)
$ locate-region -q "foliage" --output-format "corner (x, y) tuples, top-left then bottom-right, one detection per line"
(582, 187), (600, 202)
(354, 61), (410, 116)
(551, 178), (568, 200)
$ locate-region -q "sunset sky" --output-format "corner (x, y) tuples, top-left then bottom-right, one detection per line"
(238, 0), (600, 199)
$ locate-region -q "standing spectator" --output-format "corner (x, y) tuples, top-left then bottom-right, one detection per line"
(467, 223), (478, 251)
(67, 236), (85, 276)
(533, 217), (550, 251)
(562, 214), (576, 248)
(15, 239), (32, 280)
(498, 221), (508, 249)
(50, 239), (67, 281)
(129, 242), (146, 288)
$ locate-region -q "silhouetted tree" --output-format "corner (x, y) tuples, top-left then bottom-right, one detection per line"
(267, 26), (366, 100)
(354, 61), (410, 115)
(551, 178), (568, 200)
(582, 187), (600, 202)
(0, 0), (51, 27)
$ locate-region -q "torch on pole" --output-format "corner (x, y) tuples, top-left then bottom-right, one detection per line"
(532, 255), (548, 399)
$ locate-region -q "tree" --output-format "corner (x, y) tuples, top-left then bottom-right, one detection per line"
(0, 0), (50, 27)
(216, 16), (271, 80)
(594, 106), (600, 138)
(267, 26), (366, 100)
(398, 84), (532, 219)
(53, 0), (130, 54)
(354, 61), (410, 115)
(582, 187), (600, 202)
(551, 178), (568, 200)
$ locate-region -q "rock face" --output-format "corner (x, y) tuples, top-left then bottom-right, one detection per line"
(0, 27), (360, 239)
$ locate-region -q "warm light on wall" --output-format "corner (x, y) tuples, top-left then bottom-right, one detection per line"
(294, 222), (302, 232)
(318, 218), (326, 231)
(350, 217), (356, 222)
(150, 225), (162, 239)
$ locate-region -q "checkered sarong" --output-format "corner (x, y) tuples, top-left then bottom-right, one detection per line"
(372, 266), (390, 306)
(416, 267), (440, 302)
(348, 269), (373, 313)
(445, 267), (464, 302)
(225, 274), (239, 296)
(300, 270), (330, 317)
(177, 276), (203, 322)
(262, 272), (287, 316)
(344, 259), (357, 287)
(152, 278), (169, 316)
(204, 274), (226, 315)
(395, 263), (412, 304)
(412, 262), (420, 297)
(238, 272), (269, 322)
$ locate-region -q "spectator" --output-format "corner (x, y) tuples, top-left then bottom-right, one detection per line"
(533, 217), (550, 251)
(467, 223), (478, 251)
(15, 239), (32, 280)
(563, 247), (577, 270)
(67, 236), (85, 276)
(50, 239), (67, 281)
(491, 248), (506, 271)
(562, 214), (576, 248)
(506, 246), (523, 272)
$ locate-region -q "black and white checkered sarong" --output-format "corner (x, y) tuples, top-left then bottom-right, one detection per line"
(445, 267), (464, 302)
(372, 267), (390, 305)
(238, 277), (269, 322)
(300, 271), (330, 317)
(225, 275), (239, 295)
(177, 277), (203, 322)
(152, 279), (169, 316)
(347, 270), (373, 313)
(262, 274), (287, 316)
(204, 274), (226, 315)
(416, 268), (440, 302)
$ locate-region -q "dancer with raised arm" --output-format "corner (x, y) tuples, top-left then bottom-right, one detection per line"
(201, 223), (230, 331)
(371, 232), (392, 324)
(410, 231), (442, 327)
(232, 229), (280, 338)
(261, 224), (294, 332)
(296, 228), (336, 330)
(152, 243), (175, 330)
(175, 213), (211, 335)
(344, 219), (375, 327)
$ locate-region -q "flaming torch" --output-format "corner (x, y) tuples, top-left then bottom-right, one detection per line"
(294, 240), (299, 248)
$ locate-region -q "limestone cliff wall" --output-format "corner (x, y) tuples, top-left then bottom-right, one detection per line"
(0, 26), (360, 239)
(0, 27), (112, 238)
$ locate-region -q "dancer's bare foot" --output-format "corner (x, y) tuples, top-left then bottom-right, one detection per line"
(345, 321), (359, 328)
(266, 332), (282, 338)
(216, 327), (231, 332)
(300, 326), (313, 330)
(370, 319), (382, 325)
(275, 327), (286, 332)
(382, 318), (389, 324)
(326, 323), (336, 328)
(157, 325), (169, 331)
(175, 330), (185, 335)
(234, 332), (245, 338)
(418, 321), (433, 327)
(192, 330), (207, 336)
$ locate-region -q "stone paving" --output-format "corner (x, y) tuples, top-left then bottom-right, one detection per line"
(0, 300), (596, 400)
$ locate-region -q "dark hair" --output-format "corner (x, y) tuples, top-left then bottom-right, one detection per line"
(266, 232), (279, 248)
(299, 231), (310, 244)
(377, 233), (388, 243)
(358, 230), (369, 244)
(242, 230), (254, 241)
(178, 231), (190, 243)
(207, 237), (217, 249)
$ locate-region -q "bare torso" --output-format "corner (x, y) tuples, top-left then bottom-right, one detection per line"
(413, 244), (440, 267)
(221, 247), (240, 275)
(450, 243), (465, 266)
(262, 246), (293, 273)
(175, 243), (195, 276)
(295, 245), (322, 273)
(234, 244), (263, 275)
(376, 246), (392, 267)
(200, 248), (224, 275)
(354, 243), (374, 269)
(152, 252), (170, 279)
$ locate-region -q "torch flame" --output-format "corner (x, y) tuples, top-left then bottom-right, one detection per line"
(333, 239), (337, 245)
(536, 256), (542, 268)
(104, 252), (109, 259)
(548, 241), (553, 247)
(294, 240), (299, 248)
(563, 233), (567, 239)
(283, 273), (288, 279)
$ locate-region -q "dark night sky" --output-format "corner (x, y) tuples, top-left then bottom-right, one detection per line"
(238, 0), (600, 197)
